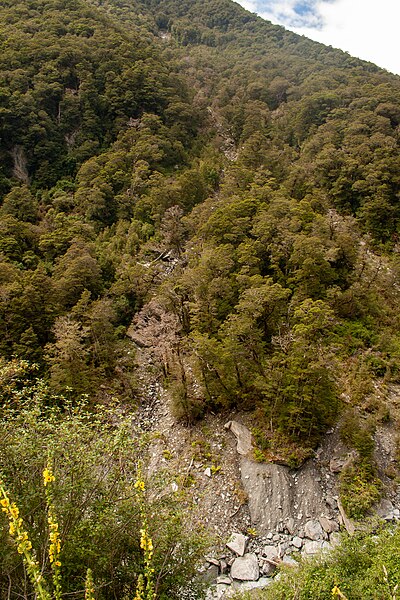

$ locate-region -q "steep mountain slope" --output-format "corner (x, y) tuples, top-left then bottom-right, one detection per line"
(1, 0), (400, 467)
(1, 0), (400, 596)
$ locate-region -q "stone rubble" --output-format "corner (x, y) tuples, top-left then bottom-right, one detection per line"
(202, 418), (400, 599)
(204, 520), (343, 599)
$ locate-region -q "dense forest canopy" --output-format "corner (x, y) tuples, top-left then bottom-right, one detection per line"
(0, 0), (400, 452)
(1, 0), (400, 595)
(1, 0), (400, 437)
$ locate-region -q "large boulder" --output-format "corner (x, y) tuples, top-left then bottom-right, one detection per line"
(231, 553), (260, 581)
(225, 421), (253, 456)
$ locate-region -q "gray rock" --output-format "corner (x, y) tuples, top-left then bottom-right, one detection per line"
(322, 541), (333, 553)
(217, 576), (232, 585)
(231, 553), (260, 581)
(282, 555), (298, 566)
(225, 421), (253, 456)
(337, 499), (356, 536)
(375, 499), (395, 520)
(226, 533), (248, 556)
(263, 545), (280, 561)
(280, 540), (290, 553)
(232, 578), (273, 593)
(214, 584), (230, 599)
(303, 540), (324, 555)
(261, 561), (276, 576)
(202, 565), (219, 582)
(326, 495), (338, 510)
(329, 532), (341, 547)
(305, 520), (324, 541)
(330, 453), (355, 473)
(329, 457), (346, 473)
(319, 516), (333, 534)
(204, 467), (212, 478)
(292, 536), (303, 549)
(220, 559), (229, 574)
(330, 520), (340, 533)
(286, 517), (296, 535)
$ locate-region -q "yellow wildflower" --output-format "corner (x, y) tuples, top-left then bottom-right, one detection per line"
(43, 468), (55, 486)
(134, 574), (145, 600)
(134, 479), (145, 492)
(10, 503), (19, 519)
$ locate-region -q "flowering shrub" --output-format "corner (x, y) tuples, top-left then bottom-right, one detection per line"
(0, 480), (49, 600)
(0, 359), (208, 599)
(134, 472), (155, 600)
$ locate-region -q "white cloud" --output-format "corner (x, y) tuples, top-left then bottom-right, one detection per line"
(293, 0), (400, 75)
(236, 0), (258, 12)
(259, 0), (323, 28)
(236, 0), (400, 75)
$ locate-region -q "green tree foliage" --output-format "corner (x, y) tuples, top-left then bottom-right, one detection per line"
(0, 0), (400, 461)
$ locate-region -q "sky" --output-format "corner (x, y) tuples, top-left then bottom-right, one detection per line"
(236, 0), (400, 76)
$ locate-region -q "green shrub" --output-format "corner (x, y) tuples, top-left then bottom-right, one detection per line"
(0, 359), (208, 599)
(340, 462), (382, 519)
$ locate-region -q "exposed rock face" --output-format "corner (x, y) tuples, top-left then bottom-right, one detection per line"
(240, 457), (326, 535)
(337, 499), (356, 535)
(230, 553), (260, 581)
(11, 145), (30, 184)
(217, 576), (231, 585)
(375, 499), (395, 520)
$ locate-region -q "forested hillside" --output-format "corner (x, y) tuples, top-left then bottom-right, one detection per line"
(1, 0), (400, 597)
